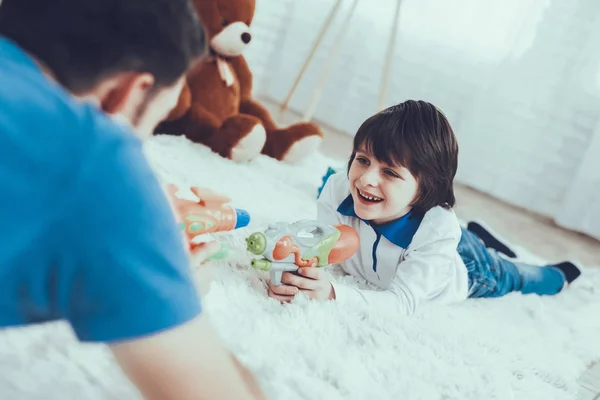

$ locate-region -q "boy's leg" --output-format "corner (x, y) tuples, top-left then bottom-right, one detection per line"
(505, 261), (566, 296)
(458, 228), (579, 298)
(458, 228), (515, 298)
(466, 220), (517, 258)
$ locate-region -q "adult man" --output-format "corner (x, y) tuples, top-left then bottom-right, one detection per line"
(0, 0), (266, 398)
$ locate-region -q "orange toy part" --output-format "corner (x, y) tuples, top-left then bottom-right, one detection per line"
(166, 184), (248, 244)
(328, 224), (361, 264)
(272, 236), (319, 268)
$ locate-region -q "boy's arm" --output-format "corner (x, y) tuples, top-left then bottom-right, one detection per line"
(111, 314), (267, 400)
(330, 231), (460, 315)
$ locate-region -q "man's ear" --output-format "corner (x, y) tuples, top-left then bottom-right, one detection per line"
(97, 73), (155, 115)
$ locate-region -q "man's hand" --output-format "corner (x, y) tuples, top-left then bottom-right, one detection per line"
(164, 184), (230, 250)
(267, 267), (335, 303)
(189, 240), (220, 266)
(111, 314), (268, 400)
(189, 241), (220, 296)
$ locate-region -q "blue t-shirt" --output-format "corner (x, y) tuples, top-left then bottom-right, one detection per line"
(0, 37), (201, 342)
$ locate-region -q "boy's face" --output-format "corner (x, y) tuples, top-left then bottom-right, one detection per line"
(348, 149), (418, 225)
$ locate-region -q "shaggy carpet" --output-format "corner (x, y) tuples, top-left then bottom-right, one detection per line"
(1, 135), (598, 400)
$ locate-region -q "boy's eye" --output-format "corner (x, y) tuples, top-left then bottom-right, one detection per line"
(356, 156), (369, 165)
(384, 169), (401, 179)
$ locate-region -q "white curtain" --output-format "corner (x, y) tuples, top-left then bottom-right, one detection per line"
(246, 0), (600, 241)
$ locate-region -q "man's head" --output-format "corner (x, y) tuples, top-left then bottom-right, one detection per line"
(0, 0), (206, 137)
(347, 100), (459, 224)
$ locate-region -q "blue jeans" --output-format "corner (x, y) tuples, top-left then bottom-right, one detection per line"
(457, 228), (566, 298)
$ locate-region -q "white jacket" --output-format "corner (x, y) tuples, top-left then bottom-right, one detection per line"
(317, 172), (469, 315)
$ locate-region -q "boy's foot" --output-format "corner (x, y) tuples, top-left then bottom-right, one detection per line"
(552, 261), (582, 285)
(467, 220), (517, 258)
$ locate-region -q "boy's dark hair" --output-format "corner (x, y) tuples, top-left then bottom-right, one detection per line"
(348, 100), (459, 215)
(0, 0), (206, 94)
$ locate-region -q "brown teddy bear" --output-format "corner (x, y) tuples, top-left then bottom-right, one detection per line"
(156, 0), (323, 163)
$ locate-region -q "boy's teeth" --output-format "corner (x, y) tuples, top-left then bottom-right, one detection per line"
(358, 189), (382, 202)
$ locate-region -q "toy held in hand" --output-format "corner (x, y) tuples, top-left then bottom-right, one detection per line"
(167, 184), (250, 256)
(246, 220), (360, 285)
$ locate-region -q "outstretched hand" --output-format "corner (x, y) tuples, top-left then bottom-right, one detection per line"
(190, 240), (221, 266)
(164, 183), (229, 254)
(267, 267), (336, 303)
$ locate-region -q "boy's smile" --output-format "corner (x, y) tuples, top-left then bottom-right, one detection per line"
(349, 150), (418, 225)
(356, 188), (383, 203)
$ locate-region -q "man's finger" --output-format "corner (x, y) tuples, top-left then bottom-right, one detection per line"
(281, 272), (318, 291)
(297, 267), (323, 280)
(189, 186), (231, 207)
(166, 183), (180, 198)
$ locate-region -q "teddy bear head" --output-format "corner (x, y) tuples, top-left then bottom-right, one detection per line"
(192, 0), (256, 57)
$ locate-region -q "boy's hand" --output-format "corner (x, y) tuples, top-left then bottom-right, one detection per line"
(267, 267), (335, 303)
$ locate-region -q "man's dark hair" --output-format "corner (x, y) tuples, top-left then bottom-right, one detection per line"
(348, 100), (459, 215)
(0, 0), (206, 93)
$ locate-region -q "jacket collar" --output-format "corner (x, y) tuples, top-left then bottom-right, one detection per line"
(337, 194), (423, 248)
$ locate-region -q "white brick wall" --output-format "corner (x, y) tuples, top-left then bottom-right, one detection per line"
(244, 0), (600, 239)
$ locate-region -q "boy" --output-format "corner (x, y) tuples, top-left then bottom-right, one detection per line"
(0, 0), (266, 399)
(268, 101), (581, 314)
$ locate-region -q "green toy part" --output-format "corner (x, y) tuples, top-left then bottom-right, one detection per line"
(251, 258), (272, 271)
(246, 232), (267, 255)
(206, 241), (229, 261)
(301, 229), (341, 267)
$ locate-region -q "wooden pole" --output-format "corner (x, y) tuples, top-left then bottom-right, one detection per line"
(378, 0), (402, 111)
(280, 0), (344, 112)
(302, 0), (360, 122)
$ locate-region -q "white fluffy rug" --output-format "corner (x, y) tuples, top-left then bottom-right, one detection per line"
(1, 135), (600, 400)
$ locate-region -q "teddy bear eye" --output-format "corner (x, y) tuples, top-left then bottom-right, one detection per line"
(221, 19), (228, 26)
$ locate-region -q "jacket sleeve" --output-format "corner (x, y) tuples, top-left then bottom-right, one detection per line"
(331, 218), (462, 315)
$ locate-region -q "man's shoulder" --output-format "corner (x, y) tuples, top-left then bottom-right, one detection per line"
(0, 44), (140, 226)
(2, 69), (126, 142)
(0, 59), (136, 173)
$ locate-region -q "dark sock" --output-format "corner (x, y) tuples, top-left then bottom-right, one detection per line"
(467, 221), (517, 258)
(552, 261), (581, 284)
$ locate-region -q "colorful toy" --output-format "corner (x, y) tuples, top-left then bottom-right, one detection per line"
(167, 184), (250, 256)
(246, 220), (360, 285)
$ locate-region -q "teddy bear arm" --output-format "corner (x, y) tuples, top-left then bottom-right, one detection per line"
(239, 98), (277, 132)
(181, 103), (223, 144)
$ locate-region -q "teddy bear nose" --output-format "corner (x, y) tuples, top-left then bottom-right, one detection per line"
(241, 32), (252, 44)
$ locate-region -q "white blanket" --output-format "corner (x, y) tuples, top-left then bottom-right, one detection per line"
(1, 135), (598, 400)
